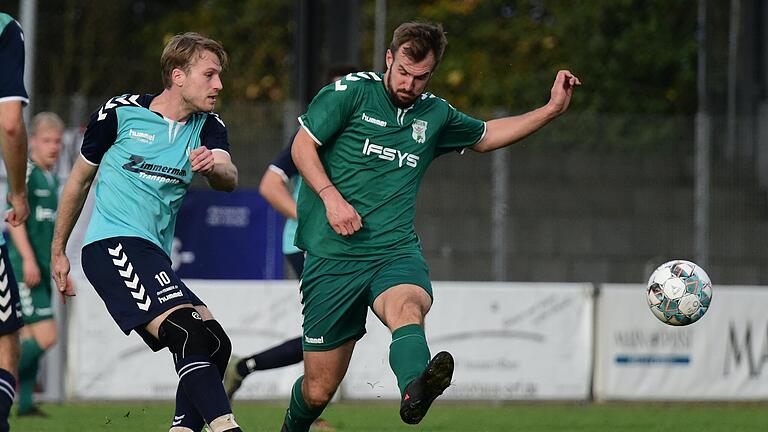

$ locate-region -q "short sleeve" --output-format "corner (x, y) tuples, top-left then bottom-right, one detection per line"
(435, 107), (487, 157)
(298, 78), (360, 146)
(0, 18), (28, 103)
(269, 139), (298, 180)
(80, 101), (118, 165)
(200, 113), (230, 152)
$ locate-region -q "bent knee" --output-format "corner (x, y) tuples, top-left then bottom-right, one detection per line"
(303, 384), (335, 408)
(37, 333), (57, 350)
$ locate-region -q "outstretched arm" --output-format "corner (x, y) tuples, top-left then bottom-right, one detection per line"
(291, 128), (362, 236)
(51, 157), (98, 302)
(473, 70), (581, 153)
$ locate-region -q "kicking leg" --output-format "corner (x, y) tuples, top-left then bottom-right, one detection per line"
(147, 305), (240, 432)
(281, 339), (355, 432)
(373, 284), (453, 425)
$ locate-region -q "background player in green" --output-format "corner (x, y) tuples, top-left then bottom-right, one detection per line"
(7, 112), (67, 416)
(0, 12), (31, 432)
(281, 22), (581, 431)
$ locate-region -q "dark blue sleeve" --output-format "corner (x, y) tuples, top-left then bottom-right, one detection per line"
(269, 135), (298, 178)
(80, 100), (118, 165)
(200, 113), (230, 152)
(0, 19), (28, 101)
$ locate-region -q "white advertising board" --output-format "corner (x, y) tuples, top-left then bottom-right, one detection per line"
(343, 282), (594, 400)
(68, 280), (593, 401)
(67, 278), (303, 399)
(594, 284), (768, 400)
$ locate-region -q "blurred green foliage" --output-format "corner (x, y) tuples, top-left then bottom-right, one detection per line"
(364, 0), (697, 117)
(26, 0), (698, 150)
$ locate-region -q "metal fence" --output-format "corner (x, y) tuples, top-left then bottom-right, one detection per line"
(14, 96), (768, 286)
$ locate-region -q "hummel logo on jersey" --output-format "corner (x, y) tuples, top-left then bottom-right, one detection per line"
(129, 129), (156, 143)
(362, 139), (419, 168)
(362, 113), (387, 127)
(305, 335), (324, 344)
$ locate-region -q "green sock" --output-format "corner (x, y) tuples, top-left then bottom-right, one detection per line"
(389, 324), (431, 396)
(282, 376), (326, 432)
(18, 338), (44, 413)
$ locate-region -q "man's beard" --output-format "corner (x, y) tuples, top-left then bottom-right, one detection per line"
(386, 73), (417, 108)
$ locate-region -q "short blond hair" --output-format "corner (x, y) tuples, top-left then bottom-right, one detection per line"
(30, 112), (64, 136)
(160, 32), (228, 89)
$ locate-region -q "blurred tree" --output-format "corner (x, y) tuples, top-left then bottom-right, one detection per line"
(31, 0), (697, 121)
(360, 0), (697, 117)
(34, 0), (294, 105)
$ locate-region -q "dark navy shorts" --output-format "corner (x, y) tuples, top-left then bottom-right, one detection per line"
(0, 19), (29, 103)
(0, 244), (23, 335)
(82, 237), (205, 337)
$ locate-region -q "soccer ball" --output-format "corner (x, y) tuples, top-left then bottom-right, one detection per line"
(646, 260), (713, 326)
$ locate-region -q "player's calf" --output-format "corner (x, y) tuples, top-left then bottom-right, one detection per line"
(158, 308), (240, 431)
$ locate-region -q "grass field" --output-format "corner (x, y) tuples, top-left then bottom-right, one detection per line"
(9, 401), (768, 431)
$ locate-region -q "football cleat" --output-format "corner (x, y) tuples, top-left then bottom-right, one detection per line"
(223, 354), (244, 400)
(399, 351), (454, 424)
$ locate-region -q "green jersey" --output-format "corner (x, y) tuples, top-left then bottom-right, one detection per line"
(8, 161), (59, 278)
(295, 72), (486, 260)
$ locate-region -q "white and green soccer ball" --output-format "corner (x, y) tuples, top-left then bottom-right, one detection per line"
(646, 260), (713, 326)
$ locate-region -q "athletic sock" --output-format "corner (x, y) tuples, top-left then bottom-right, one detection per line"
(282, 376), (326, 432)
(18, 338), (44, 376)
(0, 369), (16, 432)
(171, 385), (205, 432)
(17, 338), (45, 414)
(389, 324), (431, 396)
(176, 355), (233, 425)
(236, 336), (302, 377)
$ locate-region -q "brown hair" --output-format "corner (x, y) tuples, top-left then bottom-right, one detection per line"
(389, 22), (447, 66)
(160, 32), (228, 89)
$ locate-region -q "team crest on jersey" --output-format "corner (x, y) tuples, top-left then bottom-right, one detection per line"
(412, 119), (428, 143)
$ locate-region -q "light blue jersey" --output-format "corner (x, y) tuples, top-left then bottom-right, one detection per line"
(283, 177), (301, 255)
(81, 94), (230, 255)
(267, 143), (301, 255)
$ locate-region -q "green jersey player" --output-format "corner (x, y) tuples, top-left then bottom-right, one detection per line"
(281, 22), (580, 432)
(7, 112), (65, 416)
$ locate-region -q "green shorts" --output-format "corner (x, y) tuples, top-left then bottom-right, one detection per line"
(300, 252), (432, 351)
(18, 278), (54, 324)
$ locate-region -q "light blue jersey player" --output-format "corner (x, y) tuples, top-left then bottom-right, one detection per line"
(51, 33), (243, 432)
(0, 12), (31, 432)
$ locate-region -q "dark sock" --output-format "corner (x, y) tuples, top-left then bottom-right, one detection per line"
(18, 338), (44, 376)
(389, 324), (431, 395)
(17, 338), (44, 413)
(282, 376), (326, 432)
(176, 355), (232, 424)
(237, 337), (303, 377)
(0, 369), (16, 432)
(172, 385), (205, 432)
